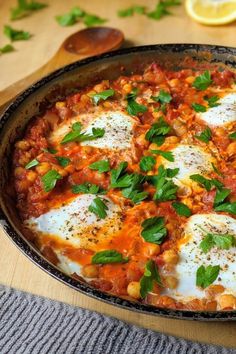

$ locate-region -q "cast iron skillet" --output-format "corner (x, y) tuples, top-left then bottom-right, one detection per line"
(1, 44), (236, 321)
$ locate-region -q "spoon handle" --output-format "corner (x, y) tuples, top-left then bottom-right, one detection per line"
(0, 49), (86, 109)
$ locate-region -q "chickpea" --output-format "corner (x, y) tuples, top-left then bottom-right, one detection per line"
(145, 244), (160, 257)
(219, 294), (236, 310)
(65, 165), (75, 174)
(172, 119), (187, 137)
(14, 166), (25, 177)
(15, 140), (30, 150)
(127, 281), (141, 299)
(206, 284), (225, 298)
(227, 142), (236, 157)
(36, 162), (51, 175)
(94, 83), (106, 92)
(162, 249), (179, 265)
(164, 136), (180, 145)
(164, 275), (178, 289)
(55, 101), (66, 109)
(123, 83), (132, 94)
(177, 185), (192, 198)
(136, 133), (149, 148)
(81, 264), (99, 278)
(215, 127), (225, 137)
(81, 94), (91, 104)
(26, 170), (37, 183)
(149, 143), (159, 150)
(185, 76), (195, 84)
(169, 79), (179, 87)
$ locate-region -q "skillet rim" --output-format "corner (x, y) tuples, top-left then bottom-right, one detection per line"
(1, 43), (236, 321)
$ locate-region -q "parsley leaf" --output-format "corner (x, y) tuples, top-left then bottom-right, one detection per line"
(139, 156), (156, 172)
(152, 165), (178, 202)
(83, 14), (107, 27)
(145, 117), (170, 146)
(0, 44), (14, 54)
(140, 260), (162, 298)
(196, 265), (220, 289)
(72, 182), (104, 195)
(41, 170), (62, 192)
(229, 132), (236, 140)
(214, 188), (231, 207)
(4, 25), (31, 42)
(126, 88), (147, 116)
(195, 127), (212, 143)
(190, 174), (223, 192)
(151, 90), (172, 104)
(92, 250), (128, 264)
(88, 197), (108, 219)
(204, 95), (220, 108)
(192, 71), (212, 91)
(118, 5), (146, 17)
(56, 156), (71, 167)
(211, 163), (223, 176)
(11, 0), (47, 20)
(89, 160), (110, 173)
(56, 7), (106, 27)
(42, 147), (57, 154)
(91, 89), (115, 105)
(214, 202), (236, 215)
(147, 0), (181, 21)
(25, 158), (39, 169)
(141, 217), (167, 244)
(121, 174), (148, 204)
(200, 232), (235, 254)
(192, 103), (207, 113)
(151, 149), (174, 162)
(172, 202), (191, 217)
(110, 162), (130, 188)
(61, 122), (104, 144)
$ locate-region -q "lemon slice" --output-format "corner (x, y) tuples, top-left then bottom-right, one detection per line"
(185, 0), (236, 25)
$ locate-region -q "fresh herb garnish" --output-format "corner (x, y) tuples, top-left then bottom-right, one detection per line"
(200, 232), (235, 254)
(151, 90), (172, 104)
(140, 260), (162, 298)
(190, 174), (223, 191)
(172, 202), (191, 217)
(56, 6), (106, 27)
(118, 5), (146, 17)
(213, 187), (236, 215)
(88, 196), (108, 219)
(211, 163), (222, 176)
(139, 156), (156, 172)
(151, 149), (174, 162)
(152, 165), (178, 202)
(56, 156), (71, 167)
(91, 89), (115, 105)
(41, 170), (62, 192)
(42, 147), (57, 154)
(92, 250), (128, 264)
(195, 127), (212, 143)
(192, 103), (207, 113)
(89, 160), (110, 173)
(204, 95), (220, 108)
(61, 122), (104, 144)
(196, 265), (220, 289)
(141, 217), (167, 244)
(110, 162), (130, 188)
(72, 182), (104, 195)
(0, 44), (14, 54)
(147, 0), (181, 20)
(126, 88), (147, 116)
(214, 202), (236, 215)
(192, 71), (212, 91)
(25, 158), (39, 169)
(229, 132), (236, 140)
(11, 0), (47, 20)
(4, 25), (31, 42)
(145, 117), (170, 146)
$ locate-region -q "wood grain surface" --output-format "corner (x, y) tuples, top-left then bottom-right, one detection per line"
(0, 0), (236, 349)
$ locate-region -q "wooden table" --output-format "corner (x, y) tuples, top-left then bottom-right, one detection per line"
(0, 0), (236, 348)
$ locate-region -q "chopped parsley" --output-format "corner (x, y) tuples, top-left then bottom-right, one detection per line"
(25, 158), (39, 169)
(151, 90), (172, 104)
(10, 0), (47, 20)
(90, 89), (115, 105)
(4, 25), (31, 42)
(61, 122), (104, 144)
(145, 117), (170, 146)
(196, 265), (220, 289)
(211, 163), (222, 176)
(89, 160), (110, 173)
(147, 0), (181, 20)
(192, 71), (212, 91)
(56, 156), (71, 167)
(139, 156), (156, 172)
(204, 95), (220, 108)
(41, 170), (62, 192)
(141, 216), (167, 244)
(199, 231), (236, 254)
(172, 202), (192, 217)
(92, 250), (128, 264)
(118, 5), (146, 17)
(56, 7), (106, 27)
(213, 187), (236, 215)
(72, 183), (104, 195)
(126, 88), (147, 116)
(88, 197), (108, 219)
(190, 174), (223, 191)
(140, 260), (162, 299)
(195, 127), (212, 143)
(152, 165), (178, 202)
(0, 44), (14, 54)
(151, 149), (174, 162)
(229, 132), (236, 140)
(192, 103), (207, 113)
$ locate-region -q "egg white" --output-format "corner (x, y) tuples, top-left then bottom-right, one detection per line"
(198, 93), (236, 127)
(162, 144), (214, 184)
(171, 213), (236, 301)
(49, 110), (135, 150)
(25, 194), (123, 249)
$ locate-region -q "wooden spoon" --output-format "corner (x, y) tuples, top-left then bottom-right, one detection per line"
(0, 27), (124, 108)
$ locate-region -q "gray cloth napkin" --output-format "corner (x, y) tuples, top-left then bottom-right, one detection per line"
(0, 285), (235, 354)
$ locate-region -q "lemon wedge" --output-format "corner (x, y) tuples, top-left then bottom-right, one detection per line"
(185, 0), (236, 25)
